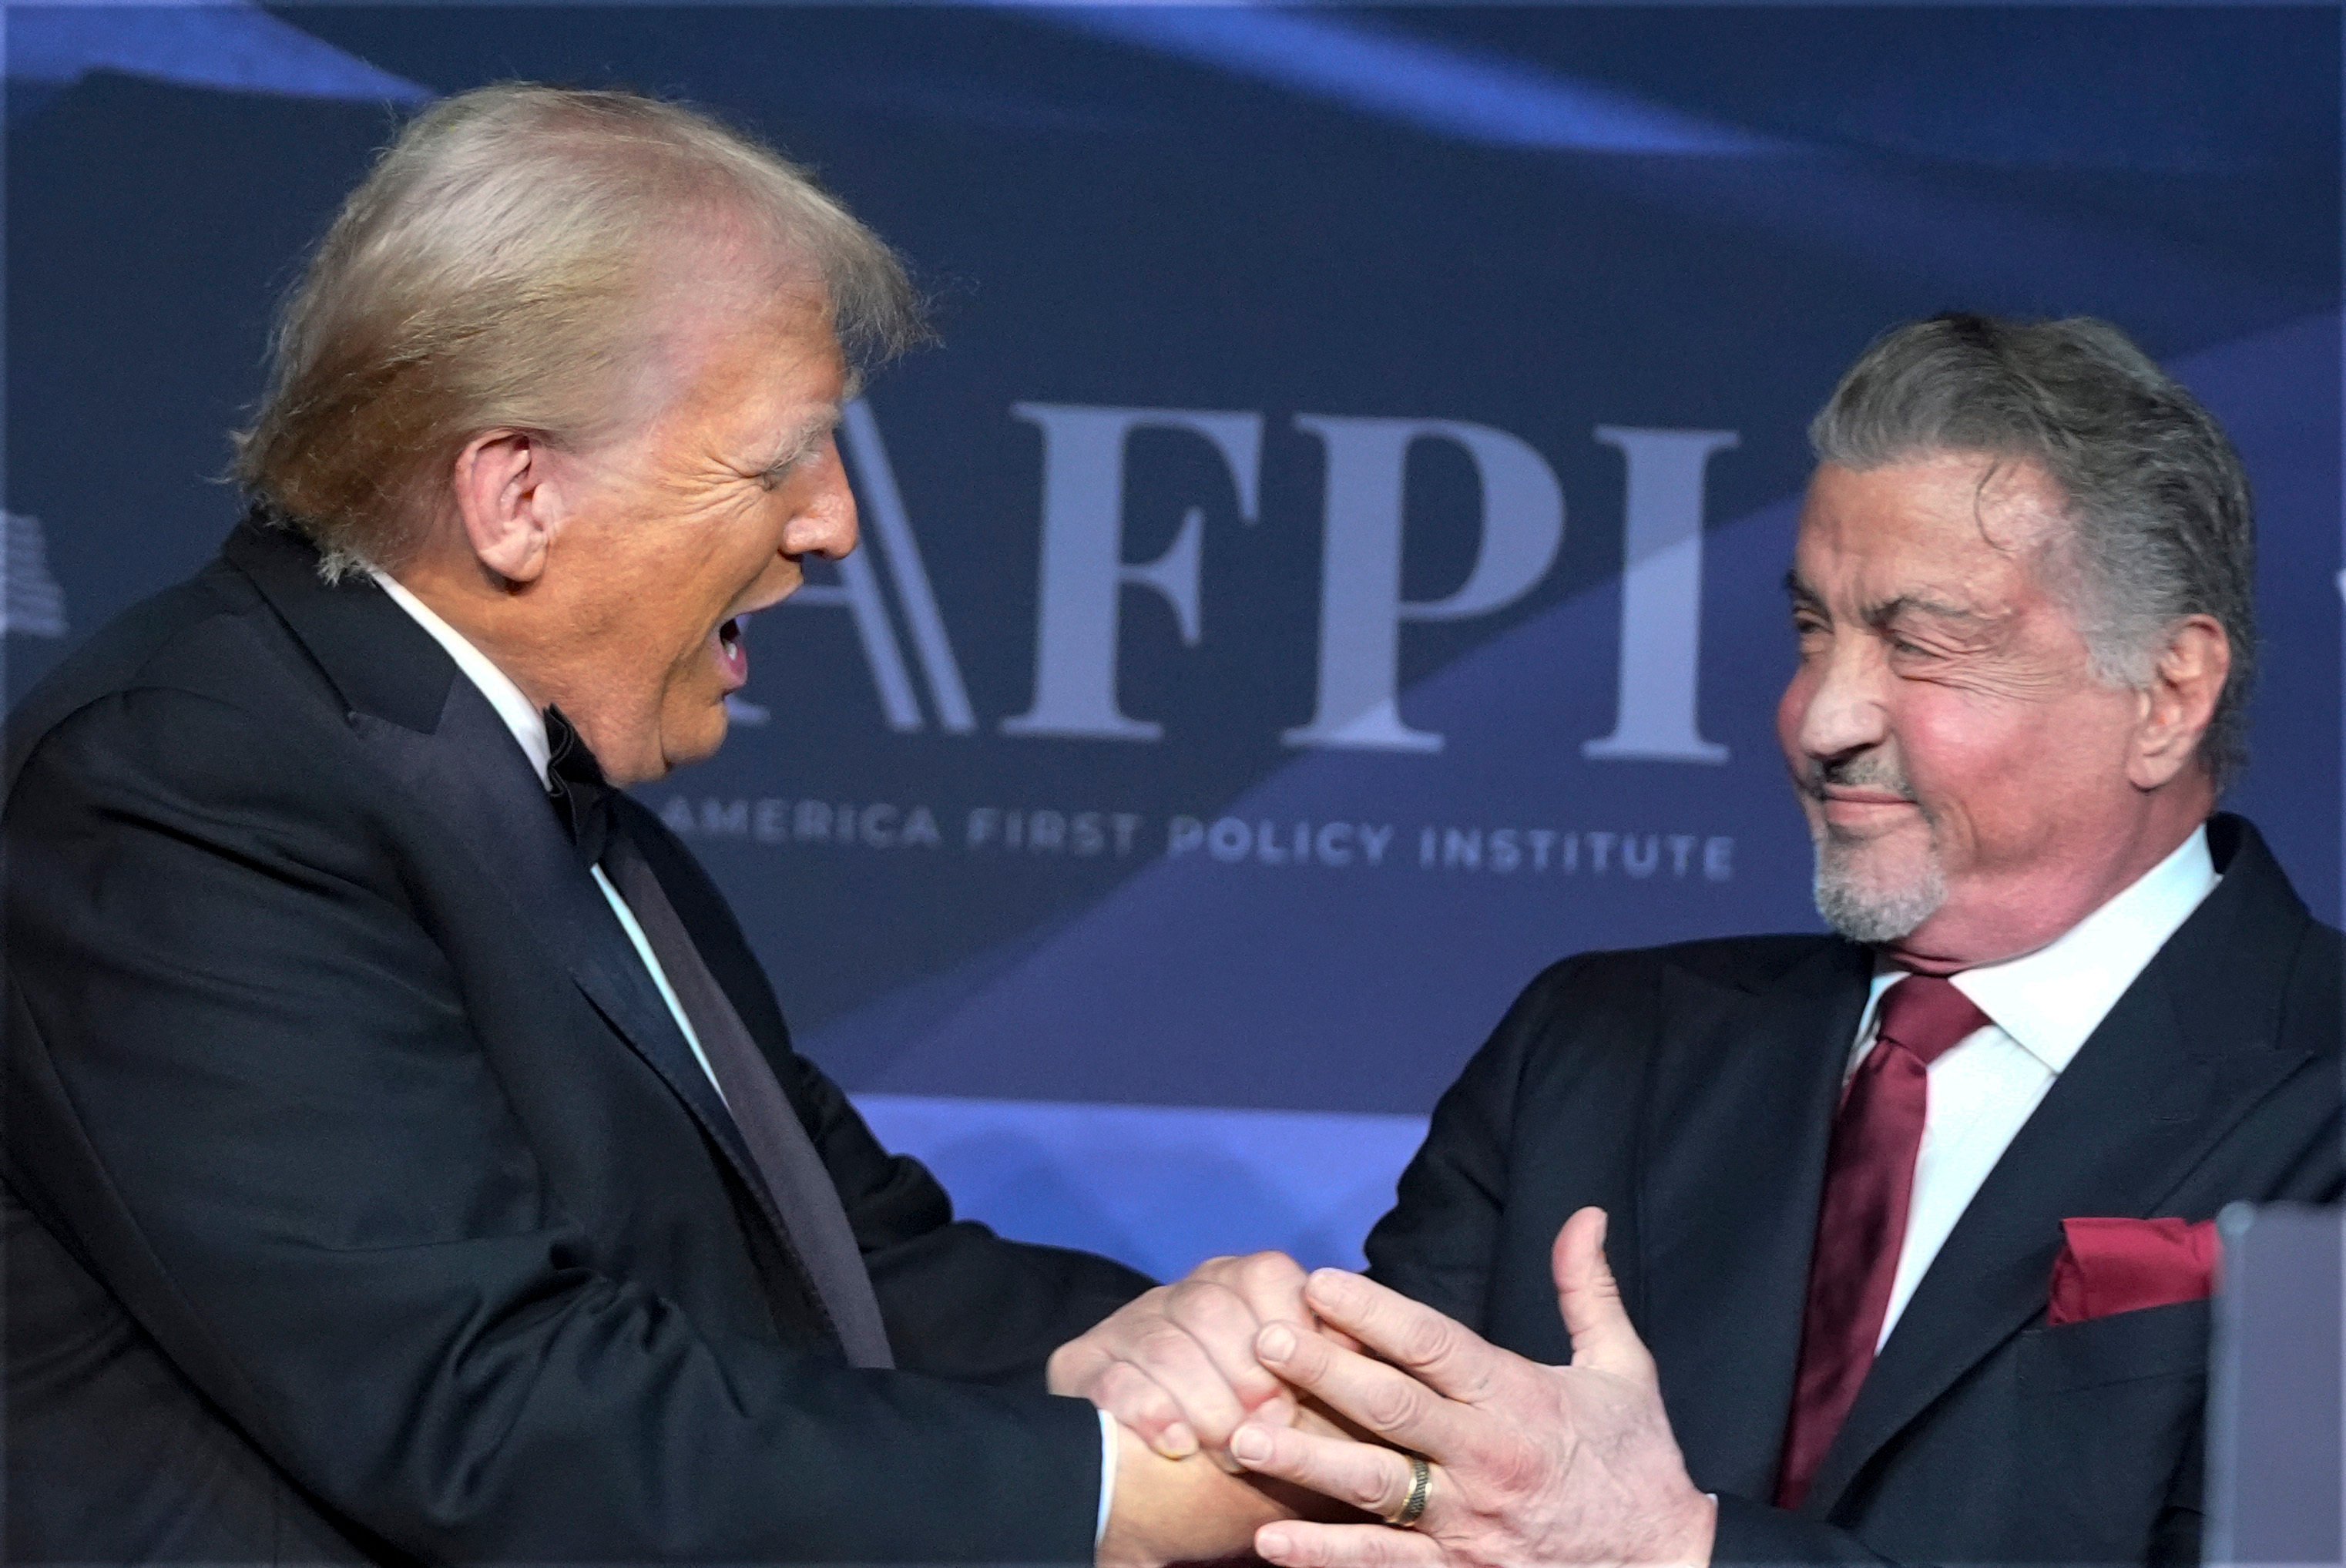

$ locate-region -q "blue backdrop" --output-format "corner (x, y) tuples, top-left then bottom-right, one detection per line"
(7, 2), (2338, 1281)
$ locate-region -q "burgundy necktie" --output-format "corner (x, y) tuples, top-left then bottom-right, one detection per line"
(1775, 974), (1990, 1509)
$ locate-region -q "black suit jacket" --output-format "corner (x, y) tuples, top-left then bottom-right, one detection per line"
(3, 519), (1152, 1564)
(1365, 814), (2341, 1566)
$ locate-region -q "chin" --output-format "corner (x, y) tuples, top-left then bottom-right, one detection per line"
(659, 703), (731, 774)
(1813, 838), (1949, 945)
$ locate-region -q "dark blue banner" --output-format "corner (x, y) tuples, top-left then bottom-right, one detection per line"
(8, 3), (2338, 1274)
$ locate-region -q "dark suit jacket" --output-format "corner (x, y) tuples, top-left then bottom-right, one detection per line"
(3, 519), (1153, 1564)
(1365, 814), (2341, 1566)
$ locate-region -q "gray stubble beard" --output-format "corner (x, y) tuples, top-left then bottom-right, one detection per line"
(1810, 823), (1949, 944)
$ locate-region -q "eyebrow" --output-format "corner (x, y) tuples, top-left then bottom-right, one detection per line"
(1864, 593), (1992, 627)
(1784, 572), (1994, 627)
(760, 403), (844, 474)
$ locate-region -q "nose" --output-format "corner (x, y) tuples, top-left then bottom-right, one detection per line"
(782, 439), (860, 562)
(1787, 637), (1890, 764)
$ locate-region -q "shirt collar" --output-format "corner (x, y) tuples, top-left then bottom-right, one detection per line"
(368, 568), (553, 786)
(1860, 824), (2220, 1076)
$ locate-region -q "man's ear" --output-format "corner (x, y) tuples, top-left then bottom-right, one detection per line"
(449, 430), (566, 584)
(2130, 614), (2230, 790)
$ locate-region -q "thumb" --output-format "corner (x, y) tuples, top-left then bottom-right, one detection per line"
(1551, 1207), (1655, 1382)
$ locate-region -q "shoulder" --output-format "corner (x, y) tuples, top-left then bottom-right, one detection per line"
(2200, 814), (2341, 1059)
(5, 562), (379, 871)
(2277, 913), (2342, 1059)
(7, 556), (332, 795)
(1506, 931), (1846, 1020)
(1453, 931), (1851, 1110)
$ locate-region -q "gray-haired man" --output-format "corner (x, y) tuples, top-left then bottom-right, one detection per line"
(1056, 315), (2343, 1566)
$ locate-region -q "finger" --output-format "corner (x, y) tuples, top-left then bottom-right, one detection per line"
(1550, 1206), (1656, 1383)
(1228, 1420), (1421, 1523)
(1255, 1321), (1469, 1461)
(1219, 1251), (1313, 1327)
(1301, 1269), (1504, 1406)
(1166, 1281), (1294, 1417)
(1256, 1521), (1445, 1568)
(1210, 1252), (1363, 1355)
(1112, 1323), (1252, 1457)
(1092, 1359), (1198, 1459)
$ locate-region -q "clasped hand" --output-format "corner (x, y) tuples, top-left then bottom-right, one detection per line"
(1053, 1208), (1716, 1567)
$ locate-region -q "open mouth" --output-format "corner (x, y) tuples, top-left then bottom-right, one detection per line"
(713, 616), (748, 690)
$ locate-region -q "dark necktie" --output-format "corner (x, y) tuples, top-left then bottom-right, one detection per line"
(1776, 974), (1989, 1509)
(544, 709), (894, 1368)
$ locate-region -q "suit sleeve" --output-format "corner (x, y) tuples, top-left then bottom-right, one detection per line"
(1362, 959), (1586, 1328)
(795, 1062), (1158, 1385)
(4, 689), (1106, 1565)
(619, 798), (1157, 1388)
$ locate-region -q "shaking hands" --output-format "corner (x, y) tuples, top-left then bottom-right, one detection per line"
(1062, 1209), (1716, 1568)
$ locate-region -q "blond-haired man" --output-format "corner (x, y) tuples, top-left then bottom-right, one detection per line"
(4, 86), (1284, 1565)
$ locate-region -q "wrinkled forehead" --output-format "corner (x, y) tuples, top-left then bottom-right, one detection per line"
(1792, 453), (2073, 607)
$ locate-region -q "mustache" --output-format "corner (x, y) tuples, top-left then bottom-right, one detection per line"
(1801, 753), (1918, 802)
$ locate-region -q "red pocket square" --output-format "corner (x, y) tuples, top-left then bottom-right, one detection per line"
(2046, 1217), (2222, 1328)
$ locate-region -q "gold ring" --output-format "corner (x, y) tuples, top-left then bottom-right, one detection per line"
(1390, 1454), (1431, 1529)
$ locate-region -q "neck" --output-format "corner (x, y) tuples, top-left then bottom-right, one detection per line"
(1880, 787), (2215, 973)
(388, 544), (572, 714)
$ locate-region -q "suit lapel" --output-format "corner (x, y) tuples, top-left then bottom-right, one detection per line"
(1804, 818), (2318, 1516)
(1638, 940), (1873, 1499)
(223, 519), (799, 1261)
(351, 689), (759, 1175)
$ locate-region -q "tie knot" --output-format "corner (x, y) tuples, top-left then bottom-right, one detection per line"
(1874, 974), (1990, 1067)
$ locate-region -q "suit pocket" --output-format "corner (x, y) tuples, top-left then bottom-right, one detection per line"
(2015, 1300), (2210, 1561)
(2018, 1297), (2210, 1394)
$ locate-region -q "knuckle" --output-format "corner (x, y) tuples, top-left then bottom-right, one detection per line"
(1133, 1325), (1200, 1366)
(1241, 1249), (1301, 1284)
(1097, 1365), (1175, 1426)
(1167, 1281), (1247, 1331)
(1276, 1328), (1330, 1380)
(1049, 1348), (1111, 1398)
(1398, 1315), (1458, 1371)
(1363, 1380), (1424, 1433)
(1092, 1298), (1169, 1353)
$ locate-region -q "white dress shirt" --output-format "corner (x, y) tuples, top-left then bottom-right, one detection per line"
(1851, 826), (2220, 1348)
(370, 570), (1120, 1536)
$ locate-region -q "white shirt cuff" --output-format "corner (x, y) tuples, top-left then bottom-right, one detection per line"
(1096, 1408), (1119, 1546)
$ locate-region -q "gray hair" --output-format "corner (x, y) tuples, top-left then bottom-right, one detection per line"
(234, 84), (927, 576)
(1809, 313), (2257, 790)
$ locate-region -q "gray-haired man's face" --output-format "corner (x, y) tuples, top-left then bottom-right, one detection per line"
(1775, 453), (2214, 971)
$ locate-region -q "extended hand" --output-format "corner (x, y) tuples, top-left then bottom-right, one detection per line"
(1052, 1251), (1330, 1465)
(1227, 1208), (1717, 1568)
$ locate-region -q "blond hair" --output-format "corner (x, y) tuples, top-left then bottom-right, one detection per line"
(234, 84), (925, 575)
